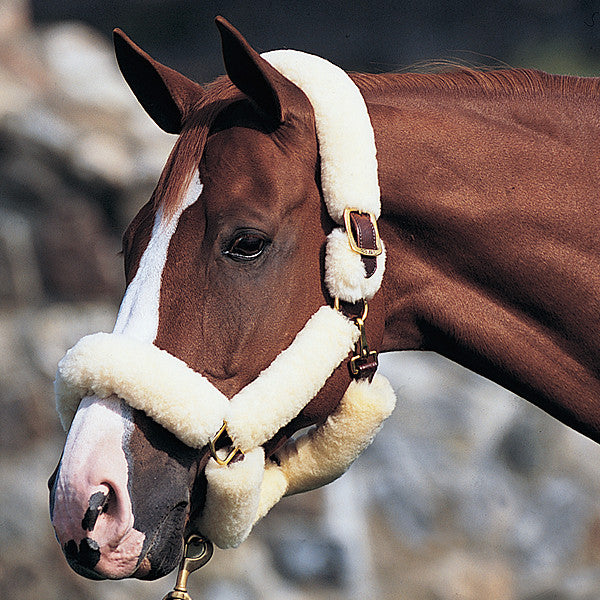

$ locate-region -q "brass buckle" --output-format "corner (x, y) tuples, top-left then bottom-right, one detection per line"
(343, 208), (383, 257)
(208, 422), (243, 466)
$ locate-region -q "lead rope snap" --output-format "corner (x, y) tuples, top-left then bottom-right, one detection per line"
(161, 534), (214, 600)
(334, 297), (379, 381)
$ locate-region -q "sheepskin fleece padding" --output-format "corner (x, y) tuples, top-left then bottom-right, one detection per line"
(226, 306), (359, 451)
(54, 332), (229, 447)
(262, 50), (380, 224)
(55, 307), (358, 452)
(196, 375), (396, 548)
(255, 373), (396, 522)
(325, 228), (386, 303)
(198, 447), (265, 548)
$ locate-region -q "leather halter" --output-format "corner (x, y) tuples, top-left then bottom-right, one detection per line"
(55, 47), (396, 566)
(193, 49), (394, 550)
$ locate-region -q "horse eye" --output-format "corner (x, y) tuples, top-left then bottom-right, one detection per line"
(224, 232), (269, 261)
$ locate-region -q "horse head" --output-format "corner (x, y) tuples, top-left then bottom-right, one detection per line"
(48, 18), (392, 581)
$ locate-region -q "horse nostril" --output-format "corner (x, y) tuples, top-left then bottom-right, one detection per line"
(64, 537), (101, 570)
(81, 488), (110, 532)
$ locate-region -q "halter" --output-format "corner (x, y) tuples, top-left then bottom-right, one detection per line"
(54, 50), (396, 552)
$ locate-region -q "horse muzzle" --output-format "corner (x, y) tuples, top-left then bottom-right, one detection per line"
(48, 394), (198, 580)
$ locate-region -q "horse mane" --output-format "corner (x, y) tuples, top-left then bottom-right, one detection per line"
(350, 67), (600, 100)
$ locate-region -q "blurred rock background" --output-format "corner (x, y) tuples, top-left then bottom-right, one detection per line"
(3, 0), (600, 598)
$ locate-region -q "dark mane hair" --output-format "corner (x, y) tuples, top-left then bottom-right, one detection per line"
(350, 67), (600, 99)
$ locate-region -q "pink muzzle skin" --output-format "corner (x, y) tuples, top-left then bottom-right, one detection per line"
(50, 395), (146, 579)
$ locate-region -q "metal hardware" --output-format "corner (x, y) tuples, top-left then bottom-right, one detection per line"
(334, 296), (368, 322)
(349, 307), (379, 377)
(343, 208), (383, 257)
(208, 422), (243, 466)
(161, 534), (213, 600)
(333, 298), (378, 379)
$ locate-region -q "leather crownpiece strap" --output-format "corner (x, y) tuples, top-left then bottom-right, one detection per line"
(347, 211), (378, 278)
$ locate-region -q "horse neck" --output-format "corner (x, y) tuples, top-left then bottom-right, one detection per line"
(363, 74), (600, 442)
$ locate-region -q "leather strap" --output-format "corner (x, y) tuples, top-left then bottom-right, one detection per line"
(348, 211), (378, 277)
(351, 353), (379, 381)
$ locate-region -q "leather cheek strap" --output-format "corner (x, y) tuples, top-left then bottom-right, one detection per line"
(348, 210), (379, 278)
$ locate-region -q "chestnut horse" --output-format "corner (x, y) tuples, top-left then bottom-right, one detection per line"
(49, 17), (600, 582)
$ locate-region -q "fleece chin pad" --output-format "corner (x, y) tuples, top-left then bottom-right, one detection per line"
(198, 447), (266, 549)
(193, 374), (396, 549)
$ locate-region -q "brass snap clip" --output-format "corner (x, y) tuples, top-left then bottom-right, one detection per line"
(161, 534), (213, 600)
(349, 304), (379, 380)
(334, 298), (379, 380)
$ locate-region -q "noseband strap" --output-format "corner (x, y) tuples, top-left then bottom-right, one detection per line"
(55, 306), (359, 450)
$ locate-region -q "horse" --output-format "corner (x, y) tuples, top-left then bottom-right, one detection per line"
(48, 16), (600, 583)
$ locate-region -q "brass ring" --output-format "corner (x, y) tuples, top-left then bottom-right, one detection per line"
(333, 297), (368, 323)
(208, 422), (243, 466)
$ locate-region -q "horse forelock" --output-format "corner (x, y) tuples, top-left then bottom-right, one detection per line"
(153, 77), (242, 221)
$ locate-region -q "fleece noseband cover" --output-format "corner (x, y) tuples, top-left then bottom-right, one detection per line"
(55, 306), (360, 451)
(54, 49), (396, 549)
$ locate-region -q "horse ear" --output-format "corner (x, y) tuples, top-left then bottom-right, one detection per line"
(113, 28), (204, 134)
(215, 16), (308, 124)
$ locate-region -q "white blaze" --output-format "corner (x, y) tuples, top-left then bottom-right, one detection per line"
(51, 173), (204, 576)
(113, 172), (203, 342)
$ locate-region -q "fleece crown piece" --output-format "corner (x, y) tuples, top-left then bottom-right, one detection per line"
(262, 50), (385, 303)
(262, 50), (380, 224)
